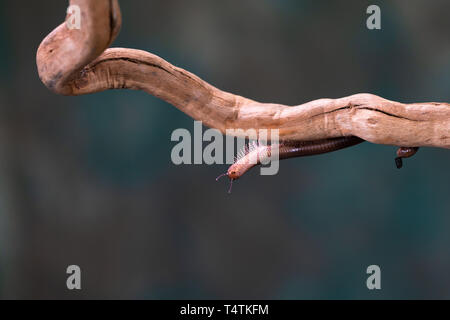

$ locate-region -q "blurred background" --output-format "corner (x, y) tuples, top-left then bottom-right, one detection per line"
(0, 0), (449, 299)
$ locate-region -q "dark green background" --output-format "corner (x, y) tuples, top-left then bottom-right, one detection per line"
(0, 0), (449, 299)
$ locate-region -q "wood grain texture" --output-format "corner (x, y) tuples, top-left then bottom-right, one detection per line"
(37, 0), (450, 148)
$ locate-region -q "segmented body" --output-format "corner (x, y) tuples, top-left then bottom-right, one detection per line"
(227, 136), (365, 180)
(216, 136), (420, 193)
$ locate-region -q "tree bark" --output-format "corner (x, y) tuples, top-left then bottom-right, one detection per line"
(36, 0), (450, 148)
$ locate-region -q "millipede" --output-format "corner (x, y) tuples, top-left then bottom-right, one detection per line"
(217, 136), (420, 193)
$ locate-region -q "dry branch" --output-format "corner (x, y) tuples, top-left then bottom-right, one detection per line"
(37, 0), (450, 149)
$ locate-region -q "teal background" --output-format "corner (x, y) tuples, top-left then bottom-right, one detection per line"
(0, 0), (449, 299)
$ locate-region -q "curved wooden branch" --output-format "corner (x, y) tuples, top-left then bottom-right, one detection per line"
(37, 0), (450, 149)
